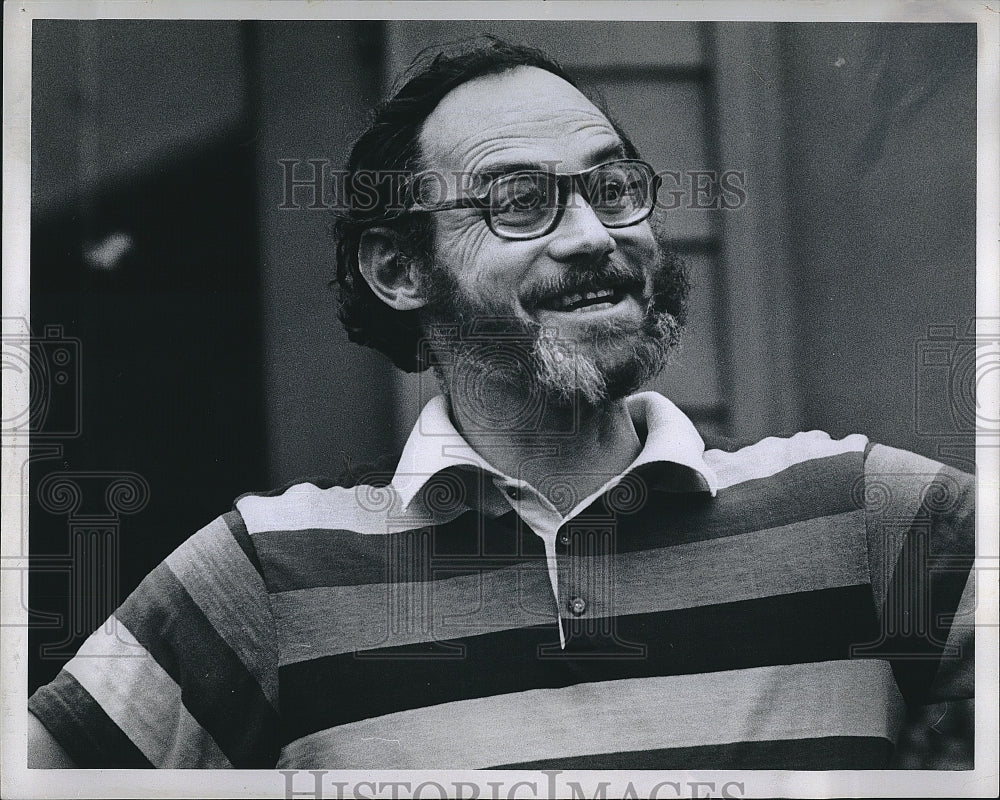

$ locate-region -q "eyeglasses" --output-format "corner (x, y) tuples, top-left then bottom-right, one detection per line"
(409, 159), (661, 241)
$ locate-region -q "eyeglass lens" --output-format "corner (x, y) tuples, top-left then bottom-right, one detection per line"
(488, 161), (654, 239)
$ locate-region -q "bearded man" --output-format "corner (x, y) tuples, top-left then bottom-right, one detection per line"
(28, 38), (974, 770)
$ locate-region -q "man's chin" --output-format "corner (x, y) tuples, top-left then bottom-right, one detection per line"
(423, 300), (678, 411)
(598, 353), (666, 403)
(533, 326), (672, 409)
(591, 311), (680, 399)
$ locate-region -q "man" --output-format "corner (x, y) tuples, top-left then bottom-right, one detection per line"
(28, 38), (974, 769)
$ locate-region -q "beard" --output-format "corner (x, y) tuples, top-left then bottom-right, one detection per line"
(415, 220), (689, 412)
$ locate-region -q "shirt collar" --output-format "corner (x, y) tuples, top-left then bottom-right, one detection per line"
(623, 391), (719, 495)
(390, 391), (718, 512)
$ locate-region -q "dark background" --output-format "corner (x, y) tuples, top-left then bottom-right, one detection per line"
(27, 20), (976, 767)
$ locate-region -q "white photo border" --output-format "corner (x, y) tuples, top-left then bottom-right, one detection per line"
(3, 1), (997, 798)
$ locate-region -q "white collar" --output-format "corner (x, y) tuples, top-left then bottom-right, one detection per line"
(391, 391), (718, 512)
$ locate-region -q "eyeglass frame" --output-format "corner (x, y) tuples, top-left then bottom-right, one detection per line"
(405, 158), (662, 241)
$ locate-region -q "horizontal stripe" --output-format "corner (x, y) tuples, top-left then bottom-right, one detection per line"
(244, 446), (865, 563)
(224, 508), (265, 576)
(28, 671), (154, 768)
(273, 511), (868, 664)
(254, 455), (865, 595)
(165, 515), (278, 706)
(613, 451), (865, 552)
(872, 521), (974, 704)
(239, 480), (464, 535)
(278, 659), (903, 769)
(706, 430), (868, 489)
(63, 618), (232, 767)
(558, 509), (868, 618)
(274, 560), (556, 666)
(279, 584), (880, 741)
(498, 736), (896, 770)
(253, 511), (542, 593)
(238, 483), (393, 535)
(117, 561), (281, 766)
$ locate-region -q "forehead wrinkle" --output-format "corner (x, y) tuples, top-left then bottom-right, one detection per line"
(419, 70), (621, 174)
(432, 119), (623, 176)
(438, 107), (615, 149)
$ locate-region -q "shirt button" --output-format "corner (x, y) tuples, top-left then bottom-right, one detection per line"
(558, 531), (570, 546)
(504, 486), (520, 500)
(569, 596), (587, 616)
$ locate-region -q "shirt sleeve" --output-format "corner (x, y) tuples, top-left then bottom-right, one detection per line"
(28, 510), (280, 768)
(861, 443), (975, 705)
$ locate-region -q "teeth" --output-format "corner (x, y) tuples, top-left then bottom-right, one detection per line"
(570, 302), (614, 314)
(554, 293), (582, 310)
(551, 288), (615, 311)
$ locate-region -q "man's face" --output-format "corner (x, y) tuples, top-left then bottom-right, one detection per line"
(415, 66), (686, 408)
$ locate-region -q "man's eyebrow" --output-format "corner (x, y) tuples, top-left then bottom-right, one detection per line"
(471, 142), (629, 182)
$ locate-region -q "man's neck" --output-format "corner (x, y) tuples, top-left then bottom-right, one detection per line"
(446, 382), (643, 515)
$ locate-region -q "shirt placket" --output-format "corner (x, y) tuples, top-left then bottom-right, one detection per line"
(557, 514), (620, 649)
(493, 477), (568, 648)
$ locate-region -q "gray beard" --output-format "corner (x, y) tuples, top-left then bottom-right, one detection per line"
(417, 227), (687, 412)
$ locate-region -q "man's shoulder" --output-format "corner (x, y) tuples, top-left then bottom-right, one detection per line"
(231, 452), (405, 538)
(699, 426), (973, 506)
(700, 427), (869, 457)
(700, 428), (870, 490)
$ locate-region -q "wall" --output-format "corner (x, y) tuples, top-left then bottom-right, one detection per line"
(250, 21), (398, 484)
(779, 23), (977, 469)
(32, 20), (247, 218)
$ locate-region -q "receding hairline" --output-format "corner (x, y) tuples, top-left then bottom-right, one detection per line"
(414, 64), (617, 171)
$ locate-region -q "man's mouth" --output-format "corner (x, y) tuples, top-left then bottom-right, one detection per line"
(536, 287), (625, 313)
(529, 272), (646, 316)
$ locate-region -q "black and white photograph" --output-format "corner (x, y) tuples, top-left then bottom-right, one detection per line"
(2, 2), (997, 798)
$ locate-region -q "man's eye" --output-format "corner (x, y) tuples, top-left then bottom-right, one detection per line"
(592, 175), (642, 208)
(596, 178), (626, 201)
(493, 175), (547, 212)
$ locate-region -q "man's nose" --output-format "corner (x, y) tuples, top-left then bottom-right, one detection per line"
(544, 191), (616, 262)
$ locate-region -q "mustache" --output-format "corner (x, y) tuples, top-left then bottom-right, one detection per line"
(519, 257), (647, 311)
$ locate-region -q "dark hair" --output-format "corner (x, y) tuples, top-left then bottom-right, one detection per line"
(333, 36), (639, 372)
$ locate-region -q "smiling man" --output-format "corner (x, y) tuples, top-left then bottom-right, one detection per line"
(355, 64), (689, 510)
(28, 38), (975, 771)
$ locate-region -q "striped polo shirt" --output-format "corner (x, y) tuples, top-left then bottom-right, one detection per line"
(28, 392), (975, 769)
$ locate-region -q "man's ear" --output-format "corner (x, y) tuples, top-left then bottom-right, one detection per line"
(357, 227), (428, 311)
